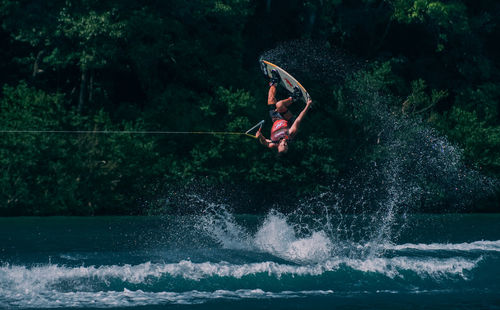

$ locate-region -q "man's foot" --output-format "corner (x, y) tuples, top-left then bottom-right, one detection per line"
(291, 86), (302, 102)
(269, 69), (281, 86)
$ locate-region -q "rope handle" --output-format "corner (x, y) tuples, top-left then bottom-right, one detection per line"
(245, 120), (264, 137)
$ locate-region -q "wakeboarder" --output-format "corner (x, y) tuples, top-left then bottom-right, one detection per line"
(256, 69), (313, 154)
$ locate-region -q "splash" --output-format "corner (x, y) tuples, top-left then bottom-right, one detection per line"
(259, 39), (358, 84)
(195, 196), (253, 250)
(196, 201), (386, 263)
(254, 211), (333, 263)
(192, 195), (334, 263)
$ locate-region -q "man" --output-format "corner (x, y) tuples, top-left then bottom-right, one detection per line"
(256, 70), (313, 154)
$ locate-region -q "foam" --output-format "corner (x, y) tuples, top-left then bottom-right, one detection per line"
(385, 240), (500, 252)
(0, 255), (479, 287)
(347, 256), (481, 279)
(0, 288), (335, 308)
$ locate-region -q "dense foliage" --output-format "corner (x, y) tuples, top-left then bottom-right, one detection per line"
(0, 0), (499, 215)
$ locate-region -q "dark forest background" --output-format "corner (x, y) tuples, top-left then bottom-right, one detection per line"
(0, 0), (499, 215)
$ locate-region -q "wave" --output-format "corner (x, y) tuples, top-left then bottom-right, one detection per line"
(385, 240), (500, 252)
(0, 256), (483, 308)
(0, 288), (335, 308)
(0, 245), (493, 308)
(0, 256), (480, 288)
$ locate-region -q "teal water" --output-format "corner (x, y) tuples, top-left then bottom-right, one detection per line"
(1, 212), (500, 309)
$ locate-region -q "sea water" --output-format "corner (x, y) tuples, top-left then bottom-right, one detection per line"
(1, 212), (499, 309)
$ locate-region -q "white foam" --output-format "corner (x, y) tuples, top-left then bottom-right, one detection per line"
(0, 255), (479, 288)
(346, 256), (481, 279)
(0, 261), (326, 286)
(0, 288), (335, 308)
(386, 240), (500, 252)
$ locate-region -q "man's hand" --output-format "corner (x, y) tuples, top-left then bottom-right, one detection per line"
(256, 128), (262, 139)
(306, 98), (313, 107)
(256, 128), (267, 146)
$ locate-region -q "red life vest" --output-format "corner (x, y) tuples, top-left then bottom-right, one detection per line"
(271, 119), (289, 142)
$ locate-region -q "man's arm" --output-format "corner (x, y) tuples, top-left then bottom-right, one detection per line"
(256, 129), (276, 149)
(289, 99), (312, 138)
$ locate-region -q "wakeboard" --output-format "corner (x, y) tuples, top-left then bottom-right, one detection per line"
(260, 60), (311, 104)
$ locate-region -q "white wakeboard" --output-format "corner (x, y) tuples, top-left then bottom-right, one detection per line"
(260, 60), (311, 104)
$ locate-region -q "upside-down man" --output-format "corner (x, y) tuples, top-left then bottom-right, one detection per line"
(256, 70), (313, 154)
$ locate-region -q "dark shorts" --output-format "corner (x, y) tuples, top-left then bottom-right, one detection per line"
(269, 109), (284, 122)
(269, 108), (296, 124)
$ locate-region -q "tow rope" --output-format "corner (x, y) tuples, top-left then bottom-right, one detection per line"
(0, 120), (265, 139)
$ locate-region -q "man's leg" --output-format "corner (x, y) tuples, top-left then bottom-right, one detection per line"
(269, 84), (294, 121)
(268, 85), (277, 106)
(276, 97), (294, 120)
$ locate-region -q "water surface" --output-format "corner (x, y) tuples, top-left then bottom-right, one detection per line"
(0, 213), (499, 309)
